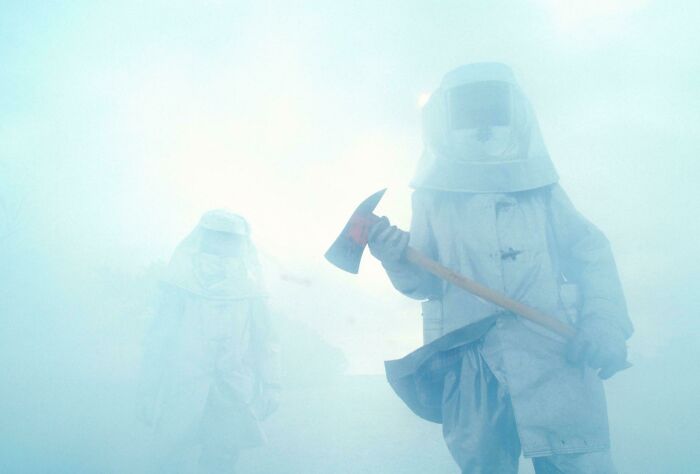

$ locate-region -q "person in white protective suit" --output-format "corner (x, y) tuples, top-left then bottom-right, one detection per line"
(138, 210), (280, 474)
(370, 63), (632, 473)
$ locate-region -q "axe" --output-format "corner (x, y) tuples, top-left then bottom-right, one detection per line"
(325, 188), (578, 338)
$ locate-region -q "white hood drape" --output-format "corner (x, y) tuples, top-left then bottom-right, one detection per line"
(412, 62), (558, 193)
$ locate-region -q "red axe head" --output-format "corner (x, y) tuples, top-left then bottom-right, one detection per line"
(324, 189), (386, 273)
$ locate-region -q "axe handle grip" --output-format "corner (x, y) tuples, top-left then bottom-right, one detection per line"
(404, 247), (577, 339)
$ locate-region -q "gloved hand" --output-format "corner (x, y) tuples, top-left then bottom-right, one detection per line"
(566, 323), (629, 380)
(367, 216), (410, 268)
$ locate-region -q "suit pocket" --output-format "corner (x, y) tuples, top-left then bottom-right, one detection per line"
(421, 299), (443, 345)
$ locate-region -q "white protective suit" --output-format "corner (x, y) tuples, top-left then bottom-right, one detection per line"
(139, 210), (280, 473)
(382, 63), (632, 473)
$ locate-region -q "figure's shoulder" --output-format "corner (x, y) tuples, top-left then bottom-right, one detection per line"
(410, 189), (436, 212)
(545, 183), (567, 201)
(541, 185), (603, 235)
(411, 188), (435, 202)
(411, 188), (477, 208)
(542, 184), (579, 215)
(513, 184), (571, 210)
(482, 186), (550, 213)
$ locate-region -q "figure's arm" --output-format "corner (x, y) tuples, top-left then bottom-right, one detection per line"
(549, 185), (633, 377)
(549, 185), (633, 337)
(250, 297), (281, 419)
(375, 190), (441, 300)
(250, 298), (281, 387)
(137, 284), (184, 423)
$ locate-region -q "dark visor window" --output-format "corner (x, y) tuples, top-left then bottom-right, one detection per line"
(448, 81), (511, 130)
(200, 230), (246, 257)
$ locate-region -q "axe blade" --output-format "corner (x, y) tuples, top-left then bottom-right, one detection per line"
(325, 189), (386, 274)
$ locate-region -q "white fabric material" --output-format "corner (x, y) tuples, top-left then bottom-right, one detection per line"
(384, 185), (632, 457)
(199, 209), (250, 235)
(533, 451), (617, 474)
(140, 212), (280, 470)
(165, 212), (264, 300)
(144, 289), (270, 470)
(437, 342), (617, 473)
(412, 62), (558, 192)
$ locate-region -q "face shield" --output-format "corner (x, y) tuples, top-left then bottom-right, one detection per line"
(199, 229), (249, 258)
(444, 80), (522, 162)
(164, 211), (265, 299)
(448, 81), (511, 132)
(412, 62), (557, 193)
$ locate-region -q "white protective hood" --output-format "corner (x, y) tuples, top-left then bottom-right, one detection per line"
(164, 209), (264, 300)
(412, 62), (558, 193)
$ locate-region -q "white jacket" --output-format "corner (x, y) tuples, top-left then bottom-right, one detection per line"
(384, 184), (632, 457)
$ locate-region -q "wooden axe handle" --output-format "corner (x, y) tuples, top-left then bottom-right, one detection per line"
(405, 247), (577, 339)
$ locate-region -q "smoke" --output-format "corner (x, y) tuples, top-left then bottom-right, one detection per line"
(1, 0), (698, 472)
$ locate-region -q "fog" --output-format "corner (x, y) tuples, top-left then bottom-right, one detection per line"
(1, 1), (698, 473)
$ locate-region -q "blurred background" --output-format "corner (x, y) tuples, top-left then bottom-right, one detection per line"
(1, 1), (698, 472)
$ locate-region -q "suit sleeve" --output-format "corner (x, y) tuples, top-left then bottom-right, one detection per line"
(549, 185), (633, 339)
(138, 283), (184, 399)
(250, 298), (281, 387)
(383, 190), (442, 300)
